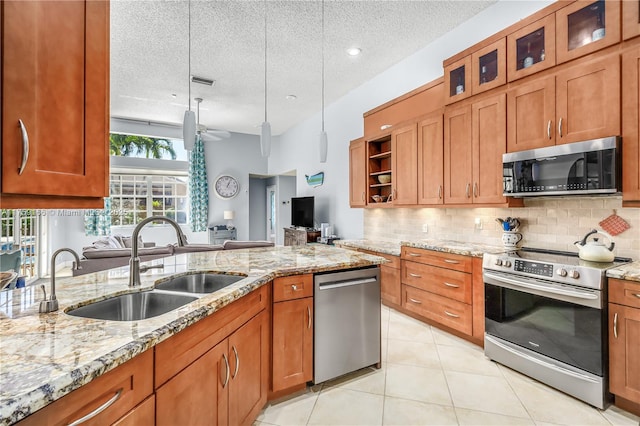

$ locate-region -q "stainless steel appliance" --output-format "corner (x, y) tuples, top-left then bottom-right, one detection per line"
(483, 248), (631, 409)
(314, 266), (380, 383)
(502, 137), (620, 197)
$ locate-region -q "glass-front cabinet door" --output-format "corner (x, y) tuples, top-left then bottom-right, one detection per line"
(623, 0), (640, 40)
(556, 0), (620, 64)
(507, 14), (556, 82)
(471, 38), (506, 95)
(444, 56), (471, 105)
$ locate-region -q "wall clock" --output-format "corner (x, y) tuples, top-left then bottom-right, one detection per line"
(214, 175), (240, 199)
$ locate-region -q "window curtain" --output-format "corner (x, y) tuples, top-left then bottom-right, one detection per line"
(84, 197), (112, 236)
(189, 136), (209, 232)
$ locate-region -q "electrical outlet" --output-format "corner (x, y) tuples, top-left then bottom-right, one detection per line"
(422, 223), (429, 233)
(474, 217), (482, 230)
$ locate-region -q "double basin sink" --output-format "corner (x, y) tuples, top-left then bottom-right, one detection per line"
(67, 273), (246, 321)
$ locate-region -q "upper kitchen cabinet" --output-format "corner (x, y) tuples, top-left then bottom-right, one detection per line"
(443, 104), (472, 204)
(622, 46), (640, 206)
(444, 56), (472, 105)
(623, 0), (640, 40)
(349, 138), (367, 208)
(556, 0), (621, 64)
(390, 123), (418, 205)
(507, 14), (556, 82)
(366, 133), (393, 205)
(507, 76), (556, 152)
(1, 0), (109, 209)
(417, 111), (444, 205)
(471, 38), (507, 95)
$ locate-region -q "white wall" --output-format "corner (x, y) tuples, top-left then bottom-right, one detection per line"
(276, 175), (296, 245)
(268, 0), (554, 240)
(249, 177), (268, 240)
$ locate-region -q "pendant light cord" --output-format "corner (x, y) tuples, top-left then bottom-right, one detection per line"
(264, 0), (268, 123)
(321, 0), (325, 132)
(188, 0), (192, 113)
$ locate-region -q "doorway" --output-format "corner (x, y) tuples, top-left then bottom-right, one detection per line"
(266, 185), (277, 243)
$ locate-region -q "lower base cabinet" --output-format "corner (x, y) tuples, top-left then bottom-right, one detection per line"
(358, 249), (401, 307)
(114, 396), (156, 426)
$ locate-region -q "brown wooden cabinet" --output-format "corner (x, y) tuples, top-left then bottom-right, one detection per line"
(417, 111), (444, 205)
(391, 123), (418, 205)
(349, 138), (367, 207)
(366, 133), (393, 204)
(471, 38), (507, 95)
(113, 396), (155, 426)
(507, 14), (556, 82)
(444, 104), (472, 204)
(507, 76), (556, 152)
(18, 350), (154, 426)
(622, 46), (640, 205)
(608, 278), (640, 416)
(358, 249), (401, 307)
(272, 275), (313, 393)
(623, 0), (640, 40)
(444, 55), (472, 104)
(1, 0), (109, 209)
(555, 0), (621, 64)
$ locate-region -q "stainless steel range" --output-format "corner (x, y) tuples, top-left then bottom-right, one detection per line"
(483, 248), (631, 409)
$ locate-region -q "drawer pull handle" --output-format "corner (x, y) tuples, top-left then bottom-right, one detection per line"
(408, 298), (422, 304)
(18, 119), (29, 175)
(444, 259), (460, 264)
(222, 353), (230, 387)
(444, 310), (460, 318)
(232, 345), (239, 378)
(633, 293), (640, 299)
(408, 253), (421, 257)
(409, 273), (422, 278)
(443, 282), (459, 288)
(291, 284), (298, 291)
(67, 388), (123, 426)
(613, 312), (618, 339)
(307, 306), (312, 329)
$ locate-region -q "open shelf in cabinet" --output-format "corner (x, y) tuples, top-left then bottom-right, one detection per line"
(367, 135), (393, 203)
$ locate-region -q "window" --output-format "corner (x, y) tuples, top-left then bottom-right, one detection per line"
(110, 174), (188, 226)
(1, 209), (41, 279)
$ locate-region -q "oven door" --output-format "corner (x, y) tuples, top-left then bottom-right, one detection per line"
(484, 270), (604, 376)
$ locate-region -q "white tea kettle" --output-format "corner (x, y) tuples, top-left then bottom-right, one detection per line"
(574, 229), (616, 262)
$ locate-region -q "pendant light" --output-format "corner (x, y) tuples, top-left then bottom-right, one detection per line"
(319, 0), (328, 163)
(260, 0), (271, 157)
(183, 0), (196, 151)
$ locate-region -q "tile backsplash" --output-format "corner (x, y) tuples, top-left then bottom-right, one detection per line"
(363, 196), (640, 260)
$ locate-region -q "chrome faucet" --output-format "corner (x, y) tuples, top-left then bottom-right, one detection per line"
(129, 216), (187, 287)
(40, 248), (81, 313)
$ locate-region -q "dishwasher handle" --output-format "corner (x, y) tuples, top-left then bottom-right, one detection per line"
(317, 277), (377, 290)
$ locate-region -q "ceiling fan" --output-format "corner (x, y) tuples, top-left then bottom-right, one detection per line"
(195, 97), (231, 142)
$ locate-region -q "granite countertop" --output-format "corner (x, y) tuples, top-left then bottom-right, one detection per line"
(336, 239), (507, 258)
(0, 245), (384, 425)
(606, 260), (640, 283)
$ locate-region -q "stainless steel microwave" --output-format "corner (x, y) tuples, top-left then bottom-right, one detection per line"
(502, 137), (621, 197)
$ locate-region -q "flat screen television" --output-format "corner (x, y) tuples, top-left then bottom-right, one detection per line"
(291, 196), (314, 229)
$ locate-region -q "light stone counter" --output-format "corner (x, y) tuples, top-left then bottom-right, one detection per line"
(334, 239), (402, 257)
(606, 260), (640, 283)
(0, 245), (384, 425)
(336, 239), (507, 258)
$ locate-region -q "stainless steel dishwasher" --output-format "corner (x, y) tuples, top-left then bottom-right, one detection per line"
(314, 266), (381, 383)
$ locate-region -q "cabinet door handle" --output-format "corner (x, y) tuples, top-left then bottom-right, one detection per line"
(444, 282), (459, 288)
(408, 297), (422, 304)
(444, 310), (460, 318)
(547, 120), (552, 139)
(444, 259), (460, 264)
(18, 119), (29, 175)
(558, 117), (563, 138)
(361, 191), (365, 202)
(409, 273), (422, 278)
(307, 306), (312, 329)
(438, 185), (442, 199)
(613, 312), (618, 339)
(473, 182), (478, 198)
(222, 353), (230, 387)
(465, 183), (471, 198)
(393, 189), (397, 201)
(67, 388), (123, 426)
(231, 345), (239, 379)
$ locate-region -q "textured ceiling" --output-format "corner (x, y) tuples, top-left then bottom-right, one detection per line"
(110, 0), (496, 136)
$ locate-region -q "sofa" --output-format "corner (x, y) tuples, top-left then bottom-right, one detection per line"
(73, 235), (274, 276)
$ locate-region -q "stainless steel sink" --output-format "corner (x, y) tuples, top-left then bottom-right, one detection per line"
(155, 273), (245, 294)
(66, 291), (198, 321)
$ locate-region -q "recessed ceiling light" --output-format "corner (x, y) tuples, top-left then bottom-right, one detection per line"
(346, 47), (362, 56)
(285, 94), (297, 100)
(171, 94), (177, 98)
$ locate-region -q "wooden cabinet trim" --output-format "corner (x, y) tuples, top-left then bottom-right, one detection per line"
(273, 274), (313, 302)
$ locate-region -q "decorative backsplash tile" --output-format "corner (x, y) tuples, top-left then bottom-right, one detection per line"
(363, 196), (640, 260)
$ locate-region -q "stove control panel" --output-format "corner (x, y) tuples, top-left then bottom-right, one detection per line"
(513, 259), (554, 277)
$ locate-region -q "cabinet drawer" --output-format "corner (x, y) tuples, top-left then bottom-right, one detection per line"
(273, 274), (313, 302)
(401, 246), (472, 273)
(18, 350), (153, 426)
(381, 264), (401, 306)
(402, 261), (472, 304)
(609, 279), (640, 309)
(360, 249), (400, 269)
(402, 285), (472, 335)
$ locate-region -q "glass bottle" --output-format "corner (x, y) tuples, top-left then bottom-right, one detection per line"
(523, 42), (534, 68)
(480, 65), (487, 84)
(592, 7), (605, 41)
(455, 75), (464, 95)
(540, 48), (545, 61)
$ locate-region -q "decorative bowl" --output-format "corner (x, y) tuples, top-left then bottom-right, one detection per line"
(371, 195), (384, 203)
(378, 174), (391, 184)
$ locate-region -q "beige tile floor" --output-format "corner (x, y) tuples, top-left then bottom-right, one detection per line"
(257, 305), (640, 426)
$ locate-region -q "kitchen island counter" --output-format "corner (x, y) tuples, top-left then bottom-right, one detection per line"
(336, 239), (506, 258)
(0, 244), (384, 425)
